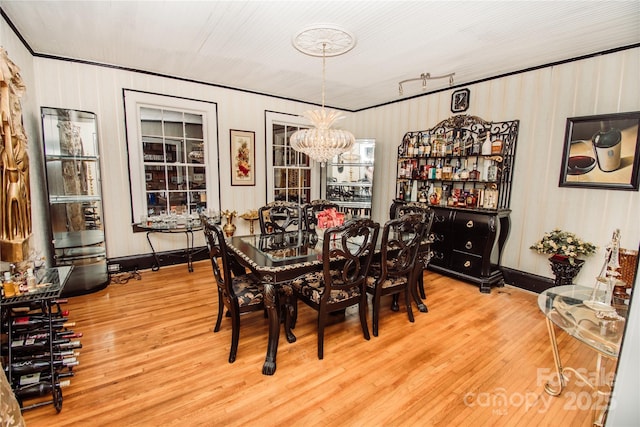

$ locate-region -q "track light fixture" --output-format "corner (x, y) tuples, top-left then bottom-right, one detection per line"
(398, 72), (455, 96)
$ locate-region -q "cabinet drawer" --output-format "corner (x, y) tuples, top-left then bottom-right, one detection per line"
(452, 234), (486, 255)
(451, 250), (483, 277)
(452, 211), (492, 235)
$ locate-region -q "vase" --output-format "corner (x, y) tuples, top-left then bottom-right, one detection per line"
(223, 220), (236, 237)
(549, 255), (585, 286)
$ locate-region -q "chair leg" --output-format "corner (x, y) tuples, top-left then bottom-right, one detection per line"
(405, 289), (415, 323)
(214, 290), (224, 332)
(372, 293), (381, 337)
(359, 296), (371, 341)
(317, 312), (326, 360)
(418, 270), (426, 299)
(229, 310), (240, 363)
(390, 294), (400, 312)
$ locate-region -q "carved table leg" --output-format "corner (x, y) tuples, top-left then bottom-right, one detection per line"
(262, 280), (280, 375)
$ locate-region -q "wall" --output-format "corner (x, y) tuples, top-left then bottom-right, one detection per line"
(30, 58), (325, 258)
(349, 48), (640, 287)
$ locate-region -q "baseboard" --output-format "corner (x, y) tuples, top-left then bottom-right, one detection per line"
(501, 267), (555, 294)
(107, 246), (209, 273)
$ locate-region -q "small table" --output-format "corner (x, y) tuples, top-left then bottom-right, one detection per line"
(538, 285), (626, 426)
(136, 222), (204, 272)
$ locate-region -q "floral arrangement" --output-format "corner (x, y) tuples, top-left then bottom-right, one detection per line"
(530, 229), (597, 264)
(316, 208), (345, 230)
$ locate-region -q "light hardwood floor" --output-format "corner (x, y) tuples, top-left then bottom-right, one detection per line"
(21, 261), (613, 426)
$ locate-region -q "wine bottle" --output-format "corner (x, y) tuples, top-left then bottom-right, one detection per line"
(12, 317), (73, 329)
(12, 350), (80, 362)
(481, 131), (492, 155)
(15, 329), (82, 342)
(4, 338), (82, 354)
(13, 380), (71, 400)
(9, 358), (78, 376)
(17, 370), (74, 387)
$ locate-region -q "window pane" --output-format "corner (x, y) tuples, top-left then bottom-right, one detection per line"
(147, 191), (167, 215)
(169, 192), (187, 211)
(187, 140), (204, 164)
(188, 166), (206, 189)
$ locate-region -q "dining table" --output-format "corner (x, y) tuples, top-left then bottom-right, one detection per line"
(226, 228), (430, 375)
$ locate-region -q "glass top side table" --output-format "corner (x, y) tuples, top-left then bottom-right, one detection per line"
(538, 285), (627, 426)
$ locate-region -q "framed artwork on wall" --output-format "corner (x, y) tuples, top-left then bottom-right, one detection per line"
(559, 111), (640, 191)
(451, 88), (470, 113)
(230, 129), (255, 186)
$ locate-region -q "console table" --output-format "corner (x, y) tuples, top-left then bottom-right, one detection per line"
(538, 285), (626, 426)
(136, 222), (203, 272)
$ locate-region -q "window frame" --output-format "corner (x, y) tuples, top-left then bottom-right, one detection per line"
(124, 90), (220, 223)
(265, 111), (320, 204)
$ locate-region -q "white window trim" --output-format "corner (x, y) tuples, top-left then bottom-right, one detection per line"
(124, 90), (220, 222)
(265, 111), (320, 203)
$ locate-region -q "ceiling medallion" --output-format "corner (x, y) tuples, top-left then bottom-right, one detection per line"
(292, 24), (356, 57)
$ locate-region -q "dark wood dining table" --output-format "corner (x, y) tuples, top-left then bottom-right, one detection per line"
(226, 229), (430, 375)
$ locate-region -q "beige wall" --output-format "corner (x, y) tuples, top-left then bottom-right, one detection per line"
(349, 48), (640, 286)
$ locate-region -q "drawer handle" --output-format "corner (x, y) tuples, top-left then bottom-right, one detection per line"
(465, 241), (473, 250)
(464, 261), (471, 268)
(466, 220), (474, 228)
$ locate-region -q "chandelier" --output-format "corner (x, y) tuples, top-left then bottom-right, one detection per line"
(290, 25), (356, 166)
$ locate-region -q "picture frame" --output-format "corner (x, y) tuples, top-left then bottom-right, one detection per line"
(559, 111), (640, 191)
(230, 129), (255, 186)
(451, 88), (470, 113)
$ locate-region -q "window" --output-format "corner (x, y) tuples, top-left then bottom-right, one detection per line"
(266, 112), (320, 204)
(124, 90), (219, 222)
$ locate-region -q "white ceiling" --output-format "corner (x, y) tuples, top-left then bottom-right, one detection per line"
(1, 1), (639, 111)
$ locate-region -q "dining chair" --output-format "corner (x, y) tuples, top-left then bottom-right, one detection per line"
(366, 213), (427, 336)
(304, 199), (340, 231)
(291, 218), (380, 359)
(390, 200), (435, 302)
(201, 216), (265, 363)
(258, 201), (304, 234)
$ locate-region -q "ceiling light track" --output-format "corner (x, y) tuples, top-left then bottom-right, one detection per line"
(398, 72), (455, 96)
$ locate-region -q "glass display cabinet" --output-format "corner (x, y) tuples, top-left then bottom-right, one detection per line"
(41, 107), (109, 296)
(322, 139), (375, 217)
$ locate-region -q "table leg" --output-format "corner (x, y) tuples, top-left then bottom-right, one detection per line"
(186, 230), (194, 272)
(262, 281), (280, 375)
(544, 317), (565, 396)
(146, 232), (160, 271)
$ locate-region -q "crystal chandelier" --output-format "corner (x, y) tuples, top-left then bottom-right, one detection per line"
(290, 25), (356, 166)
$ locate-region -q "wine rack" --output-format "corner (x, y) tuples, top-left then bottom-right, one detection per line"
(1, 266), (76, 412)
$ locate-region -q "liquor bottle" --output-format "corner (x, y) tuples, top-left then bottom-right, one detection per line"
(13, 380), (71, 400)
(491, 138), (503, 154)
(481, 131), (492, 155)
(25, 268), (37, 292)
(407, 136), (415, 157)
(2, 271), (16, 298)
(453, 130), (462, 156)
(398, 184), (405, 201)
(418, 184), (428, 203)
(445, 134), (453, 156)
(469, 162), (481, 181)
(471, 135), (481, 155)
(452, 159), (461, 181)
(417, 135), (425, 157)
(423, 132), (432, 157)
(487, 163), (498, 181)
(435, 160), (443, 179)
(442, 161), (452, 180)
(460, 160), (470, 180)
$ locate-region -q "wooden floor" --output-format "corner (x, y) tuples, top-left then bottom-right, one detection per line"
(21, 261), (613, 426)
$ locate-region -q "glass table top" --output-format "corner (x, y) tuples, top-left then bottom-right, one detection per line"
(538, 285), (627, 358)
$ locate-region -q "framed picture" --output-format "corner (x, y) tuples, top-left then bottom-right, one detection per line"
(230, 129), (255, 186)
(559, 111), (640, 191)
(451, 88), (470, 113)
